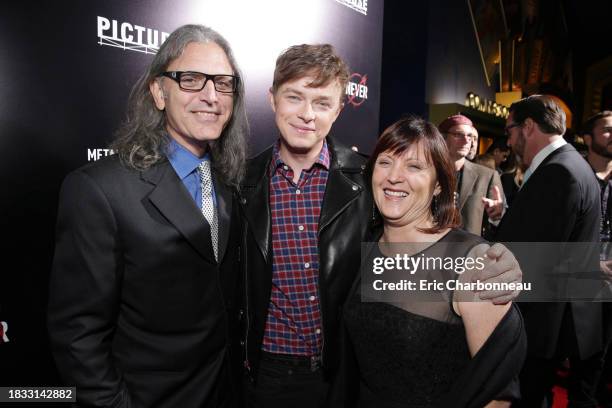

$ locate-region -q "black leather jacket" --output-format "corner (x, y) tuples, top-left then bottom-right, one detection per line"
(238, 137), (373, 381)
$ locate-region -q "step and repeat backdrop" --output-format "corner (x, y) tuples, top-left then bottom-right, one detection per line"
(0, 0), (383, 384)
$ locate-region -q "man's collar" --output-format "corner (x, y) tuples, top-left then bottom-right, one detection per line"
(166, 139), (211, 179)
(523, 138), (566, 183)
(269, 139), (331, 175)
(527, 138), (566, 173)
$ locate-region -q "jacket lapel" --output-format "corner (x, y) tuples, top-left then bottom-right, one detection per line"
(319, 170), (362, 231)
(319, 138), (364, 232)
(241, 138), (364, 258)
(459, 161), (477, 211)
(213, 173), (232, 262)
(242, 150), (272, 261)
(143, 161), (216, 264)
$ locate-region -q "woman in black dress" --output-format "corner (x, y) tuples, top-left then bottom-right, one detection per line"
(334, 116), (526, 408)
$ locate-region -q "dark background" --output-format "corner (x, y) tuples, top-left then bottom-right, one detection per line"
(1, 0), (610, 391)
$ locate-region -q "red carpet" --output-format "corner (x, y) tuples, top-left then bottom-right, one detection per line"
(552, 385), (568, 408)
(550, 369), (612, 407)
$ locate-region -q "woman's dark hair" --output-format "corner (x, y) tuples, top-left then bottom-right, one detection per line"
(368, 115), (460, 233)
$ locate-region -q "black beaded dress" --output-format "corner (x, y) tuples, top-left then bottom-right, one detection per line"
(338, 229), (526, 408)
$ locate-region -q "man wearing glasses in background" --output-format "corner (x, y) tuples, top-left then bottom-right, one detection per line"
(48, 25), (247, 408)
(495, 96), (605, 407)
(438, 114), (505, 238)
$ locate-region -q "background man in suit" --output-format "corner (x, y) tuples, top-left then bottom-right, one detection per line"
(239, 45), (525, 408)
(48, 25), (248, 408)
(581, 110), (612, 407)
(438, 115), (505, 237)
(496, 95), (605, 407)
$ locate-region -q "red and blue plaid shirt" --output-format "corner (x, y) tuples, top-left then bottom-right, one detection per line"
(262, 141), (331, 356)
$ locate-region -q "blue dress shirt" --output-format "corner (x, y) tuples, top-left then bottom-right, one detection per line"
(166, 140), (217, 208)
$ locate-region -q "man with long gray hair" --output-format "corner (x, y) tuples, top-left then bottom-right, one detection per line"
(48, 24), (247, 407)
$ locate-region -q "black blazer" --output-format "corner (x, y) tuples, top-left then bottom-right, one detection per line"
(48, 155), (242, 408)
(495, 143), (605, 359)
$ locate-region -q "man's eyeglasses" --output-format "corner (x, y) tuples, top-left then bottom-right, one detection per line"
(446, 131), (474, 140)
(160, 71), (239, 93)
(504, 122), (522, 136)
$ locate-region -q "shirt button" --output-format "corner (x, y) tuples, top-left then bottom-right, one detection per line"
(298, 225), (304, 231)
(352, 185), (359, 191)
(304, 262), (310, 268)
(309, 295), (316, 301)
(315, 328), (321, 334)
(296, 189), (301, 194)
(283, 165), (289, 171)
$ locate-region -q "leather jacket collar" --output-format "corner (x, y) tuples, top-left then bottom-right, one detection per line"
(240, 136), (367, 261)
